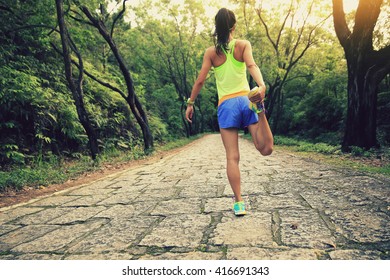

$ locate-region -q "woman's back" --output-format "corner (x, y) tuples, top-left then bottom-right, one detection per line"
(208, 39), (247, 68)
(209, 39), (250, 100)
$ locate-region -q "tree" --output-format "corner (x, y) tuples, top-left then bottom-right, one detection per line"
(127, 0), (212, 137)
(254, 0), (331, 132)
(333, 0), (390, 150)
(82, 5), (153, 151)
(55, 0), (100, 159)
(66, 0), (154, 151)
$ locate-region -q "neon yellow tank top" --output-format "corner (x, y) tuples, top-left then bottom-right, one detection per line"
(214, 39), (250, 100)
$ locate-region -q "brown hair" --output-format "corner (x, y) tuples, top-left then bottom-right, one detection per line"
(213, 8), (236, 55)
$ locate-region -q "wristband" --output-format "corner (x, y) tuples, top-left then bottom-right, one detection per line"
(186, 98), (195, 105)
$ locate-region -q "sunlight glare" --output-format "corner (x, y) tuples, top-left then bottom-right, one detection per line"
(343, 0), (359, 13)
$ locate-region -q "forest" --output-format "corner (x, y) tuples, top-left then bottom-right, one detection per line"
(0, 0), (389, 191)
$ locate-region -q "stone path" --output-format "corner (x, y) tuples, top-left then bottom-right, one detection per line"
(0, 134), (389, 260)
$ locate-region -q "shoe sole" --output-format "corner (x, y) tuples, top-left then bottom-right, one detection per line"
(234, 211), (246, 216)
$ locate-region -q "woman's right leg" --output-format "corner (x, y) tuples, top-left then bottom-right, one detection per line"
(219, 128), (242, 202)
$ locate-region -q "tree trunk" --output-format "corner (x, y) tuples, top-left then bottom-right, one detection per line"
(80, 5), (153, 151)
(265, 82), (281, 122)
(332, 0), (390, 151)
(55, 0), (99, 159)
(343, 49), (379, 149)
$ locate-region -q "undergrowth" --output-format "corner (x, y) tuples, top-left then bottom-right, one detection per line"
(243, 134), (390, 176)
(0, 134), (203, 192)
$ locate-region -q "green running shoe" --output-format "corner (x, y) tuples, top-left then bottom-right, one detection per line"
(233, 201), (246, 216)
(248, 86), (266, 114)
(249, 101), (265, 114)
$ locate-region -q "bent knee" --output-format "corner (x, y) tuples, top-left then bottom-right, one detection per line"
(258, 145), (273, 156)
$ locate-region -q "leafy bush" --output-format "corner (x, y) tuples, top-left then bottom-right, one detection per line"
(350, 146), (372, 157)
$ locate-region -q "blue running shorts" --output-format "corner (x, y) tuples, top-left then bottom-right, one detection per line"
(217, 96), (258, 129)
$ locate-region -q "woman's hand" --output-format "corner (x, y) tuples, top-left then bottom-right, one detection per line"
(186, 105), (194, 123)
(249, 84), (266, 103)
(258, 84), (266, 100)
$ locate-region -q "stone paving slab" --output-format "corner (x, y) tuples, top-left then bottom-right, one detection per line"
(151, 198), (203, 215)
(227, 247), (321, 260)
(210, 212), (274, 247)
(278, 209), (336, 249)
(0, 225), (59, 252)
(10, 220), (104, 254)
(139, 214), (211, 248)
(0, 134), (389, 260)
(62, 195), (110, 207)
(0, 207), (44, 224)
(67, 216), (159, 254)
(15, 207), (73, 225)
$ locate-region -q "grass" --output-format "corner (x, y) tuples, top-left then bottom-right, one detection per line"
(273, 135), (342, 154)
(0, 134), (204, 193)
(243, 134), (390, 176)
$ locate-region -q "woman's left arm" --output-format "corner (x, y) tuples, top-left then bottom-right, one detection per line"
(186, 49), (212, 123)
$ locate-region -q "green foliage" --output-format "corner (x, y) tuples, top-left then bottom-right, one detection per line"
(350, 146), (372, 157)
(273, 136), (341, 155)
(0, 134), (201, 192)
(148, 115), (169, 142)
(0, 155), (92, 192)
(146, 85), (184, 137)
(0, 144), (25, 165)
(269, 135), (390, 176)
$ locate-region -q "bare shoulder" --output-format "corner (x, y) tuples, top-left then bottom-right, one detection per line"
(235, 39), (251, 49)
(205, 46), (216, 56)
(204, 46), (220, 61)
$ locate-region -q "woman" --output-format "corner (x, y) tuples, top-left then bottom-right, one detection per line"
(185, 8), (274, 216)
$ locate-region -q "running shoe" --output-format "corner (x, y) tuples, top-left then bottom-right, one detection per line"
(233, 201), (246, 216)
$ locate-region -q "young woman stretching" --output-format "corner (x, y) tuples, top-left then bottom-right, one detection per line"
(185, 8), (274, 216)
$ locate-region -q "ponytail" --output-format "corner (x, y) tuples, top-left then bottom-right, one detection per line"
(213, 8), (236, 55)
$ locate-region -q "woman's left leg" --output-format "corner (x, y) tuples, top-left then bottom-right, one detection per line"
(219, 128), (242, 202)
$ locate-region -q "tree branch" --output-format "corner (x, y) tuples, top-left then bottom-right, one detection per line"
(332, 0), (351, 47)
(110, 0), (128, 38)
(288, 0), (314, 67)
(255, 7), (278, 53)
(51, 42), (127, 100)
(83, 68), (127, 99)
(285, 74), (313, 83)
(68, 11), (94, 26)
(353, 0), (382, 39)
(276, 0), (293, 48)
(374, 44), (390, 62)
(66, 32), (84, 92)
(368, 44), (390, 83)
